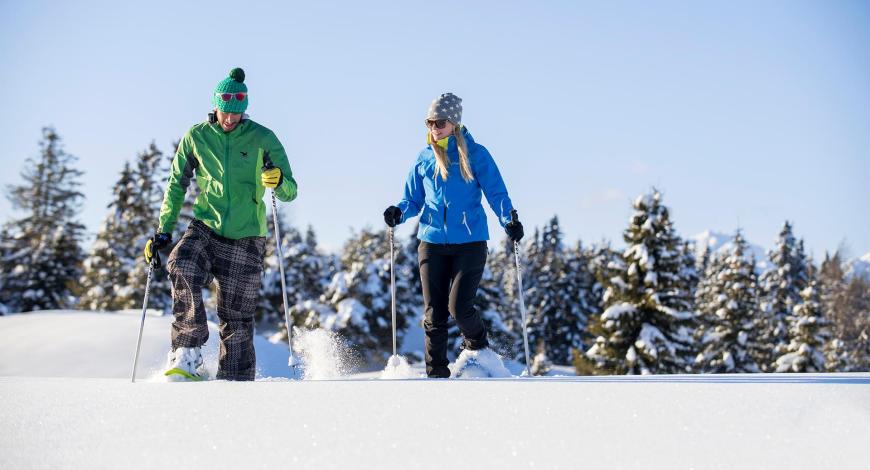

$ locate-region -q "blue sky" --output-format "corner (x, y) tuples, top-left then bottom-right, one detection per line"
(1, 0), (868, 258)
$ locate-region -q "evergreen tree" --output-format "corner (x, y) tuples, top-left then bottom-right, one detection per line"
(694, 232), (763, 373)
(122, 143), (172, 311)
(757, 221), (809, 370)
(578, 190), (697, 375)
(0, 128), (86, 312)
(78, 163), (137, 310)
(774, 274), (832, 372)
(0, 227), (17, 314)
(482, 236), (528, 360)
(523, 217), (594, 364)
(290, 228), (417, 364)
(259, 210), (334, 330)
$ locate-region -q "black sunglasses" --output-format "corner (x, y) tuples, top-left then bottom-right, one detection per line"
(425, 119), (448, 129)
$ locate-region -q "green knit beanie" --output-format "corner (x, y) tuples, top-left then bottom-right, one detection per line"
(212, 67), (248, 113)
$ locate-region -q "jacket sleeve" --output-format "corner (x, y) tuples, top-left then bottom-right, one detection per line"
(395, 157), (425, 224)
(265, 131), (298, 203)
(474, 145), (514, 228)
(158, 133), (197, 234)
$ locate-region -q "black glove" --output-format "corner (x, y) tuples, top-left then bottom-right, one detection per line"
(505, 210), (524, 242)
(383, 206), (402, 227)
(144, 232), (172, 265)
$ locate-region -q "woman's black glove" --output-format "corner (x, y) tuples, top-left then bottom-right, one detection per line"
(383, 206), (402, 227)
(505, 210), (524, 242)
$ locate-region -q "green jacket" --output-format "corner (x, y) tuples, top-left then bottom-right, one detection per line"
(158, 118), (297, 239)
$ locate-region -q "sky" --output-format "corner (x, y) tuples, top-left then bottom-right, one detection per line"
(1, 0), (868, 259)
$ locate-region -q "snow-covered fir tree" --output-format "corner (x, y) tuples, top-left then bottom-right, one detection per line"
(757, 221), (809, 370)
(121, 143), (172, 311)
(694, 231), (763, 373)
(0, 227), (16, 314)
(78, 162), (137, 310)
(290, 228), (417, 363)
(523, 217), (593, 364)
(579, 190), (698, 375)
(78, 143), (171, 311)
(774, 275), (832, 372)
(0, 128), (86, 312)
(258, 209), (334, 329)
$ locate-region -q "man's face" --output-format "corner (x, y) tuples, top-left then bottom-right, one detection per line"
(215, 110), (242, 132)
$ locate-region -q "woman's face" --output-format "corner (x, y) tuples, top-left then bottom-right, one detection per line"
(427, 119), (455, 141)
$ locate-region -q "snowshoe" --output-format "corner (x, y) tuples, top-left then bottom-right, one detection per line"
(164, 346), (206, 382)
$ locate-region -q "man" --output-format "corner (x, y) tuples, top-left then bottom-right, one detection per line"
(144, 67), (297, 381)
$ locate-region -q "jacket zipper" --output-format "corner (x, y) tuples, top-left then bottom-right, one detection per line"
(223, 132), (231, 236)
(462, 211), (472, 235)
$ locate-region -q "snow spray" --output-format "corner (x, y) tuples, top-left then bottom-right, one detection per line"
(294, 328), (357, 380)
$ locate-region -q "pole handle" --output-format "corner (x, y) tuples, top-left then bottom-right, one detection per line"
(510, 209), (519, 224)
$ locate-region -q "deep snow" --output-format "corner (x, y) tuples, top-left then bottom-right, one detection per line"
(1, 311), (869, 469)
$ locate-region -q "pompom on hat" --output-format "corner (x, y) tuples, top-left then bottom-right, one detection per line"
(212, 67), (248, 113)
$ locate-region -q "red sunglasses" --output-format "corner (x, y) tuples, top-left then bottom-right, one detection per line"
(216, 92), (247, 102)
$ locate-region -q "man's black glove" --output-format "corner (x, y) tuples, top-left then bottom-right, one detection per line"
(383, 206), (402, 228)
(505, 210), (524, 242)
(144, 232), (172, 265)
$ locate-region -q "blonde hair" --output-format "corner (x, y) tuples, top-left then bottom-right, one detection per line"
(432, 126), (474, 182)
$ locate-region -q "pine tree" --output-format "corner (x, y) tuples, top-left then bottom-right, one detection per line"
(291, 228), (416, 364)
(0, 128), (86, 312)
(757, 221), (809, 370)
(259, 210), (334, 331)
(578, 190), (698, 375)
(0, 227), (17, 314)
(522, 217), (593, 364)
(78, 162), (137, 310)
(774, 274), (832, 373)
(121, 143), (172, 311)
(479, 236), (528, 361)
(694, 231), (763, 373)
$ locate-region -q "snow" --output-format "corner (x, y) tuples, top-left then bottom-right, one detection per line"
(450, 348), (512, 378)
(1, 311), (869, 469)
(601, 302), (636, 321)
(379, 354), (420, 379)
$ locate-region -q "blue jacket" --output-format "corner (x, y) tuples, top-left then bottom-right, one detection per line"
(395, 127), (514, 244)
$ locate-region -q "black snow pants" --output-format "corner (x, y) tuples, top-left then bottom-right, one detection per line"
(418, 240), (489, 378)
(167, 220), (266, 381)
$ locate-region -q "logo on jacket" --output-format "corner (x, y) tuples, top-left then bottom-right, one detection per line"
(240, 151), (248, 159)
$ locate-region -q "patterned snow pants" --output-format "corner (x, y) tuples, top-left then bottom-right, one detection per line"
(167, 220), (266, 381)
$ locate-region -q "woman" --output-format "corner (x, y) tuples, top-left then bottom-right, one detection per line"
(384, 92), (524, 378)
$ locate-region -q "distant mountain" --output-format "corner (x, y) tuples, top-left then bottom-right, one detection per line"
(690, 230), (772, 273)
(845, 253), (870, 281)
(690, 231), (869, 281)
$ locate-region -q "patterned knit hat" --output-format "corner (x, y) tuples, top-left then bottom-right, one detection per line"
(212, 68), (248, 113)
(426, 92), (462, 125)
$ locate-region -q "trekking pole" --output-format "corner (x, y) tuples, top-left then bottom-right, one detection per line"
(131, 258), (157, 383)
(389, 227), (398, 359)
(510, 210), (532, 377)
(263, 156), (299, 377)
